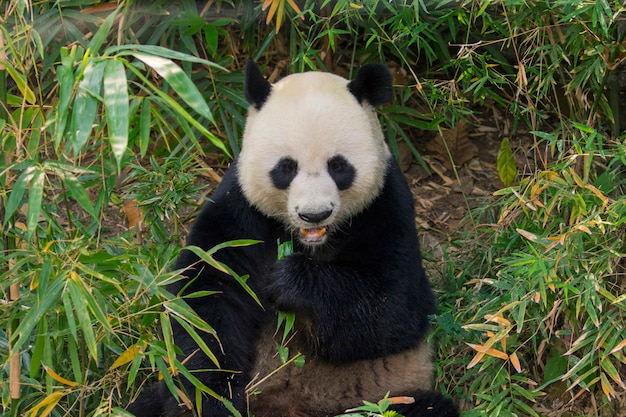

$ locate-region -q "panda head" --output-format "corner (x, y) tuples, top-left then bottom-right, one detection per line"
(238, 61), (393, 246)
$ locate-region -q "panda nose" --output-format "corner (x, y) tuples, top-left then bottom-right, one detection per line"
(299, 209), (332, 224)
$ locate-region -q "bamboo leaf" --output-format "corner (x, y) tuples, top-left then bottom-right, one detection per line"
(110, 343), (142, 370)
(44, 162), (96, 217)
(68, 272), (98, 360)
(71, 60), (106, 154)
(124, 63), (229, 156)
(3, 164), (36, 227)
(497, 137), (517, 187)
(55, 53), (75, 148)
(600, 356), (624, 387)
(4, 61), (36, 104)
(164, 298), (218, 338)
(131, 53), (213, 122)
(26, 168), (45, 240)
(160, 313), (177, 375)
(43, 365), (77, 387)
(25, 390), (67, 417)
(139, 98), (151, 157)
(11, 277), (64, 354)
(103, 59), (129, 169)
(29, 319), (47, 378)
(106, 45), (224, 69)
(172, 315), (220, 368)
(509, 352), (523, 373)
(87, 7), (119, 54)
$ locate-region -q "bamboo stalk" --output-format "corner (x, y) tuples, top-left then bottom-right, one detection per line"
(9, 278), (21, 401)
(0, 27), (21, 410)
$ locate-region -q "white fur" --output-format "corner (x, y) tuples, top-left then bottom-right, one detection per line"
(238, 71), (391, 239)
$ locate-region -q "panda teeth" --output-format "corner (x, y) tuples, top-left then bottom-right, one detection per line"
(299, 227), (327, 242)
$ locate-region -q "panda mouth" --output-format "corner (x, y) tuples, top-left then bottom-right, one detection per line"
(299, 227), (327, 244)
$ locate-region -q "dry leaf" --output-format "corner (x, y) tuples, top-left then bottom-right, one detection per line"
(123, 199), (143, 230)
(426, 120), (477, 169)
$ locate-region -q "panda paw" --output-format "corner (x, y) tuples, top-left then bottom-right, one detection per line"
(265, 254), (313, 314)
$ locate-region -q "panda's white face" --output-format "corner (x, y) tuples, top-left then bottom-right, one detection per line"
(238, 70), (391, 246)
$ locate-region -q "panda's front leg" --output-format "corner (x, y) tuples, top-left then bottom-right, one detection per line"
(265, 253), (388, 362)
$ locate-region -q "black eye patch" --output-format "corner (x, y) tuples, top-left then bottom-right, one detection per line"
(270, 157), (298, 189)
(327, 155), (355, 190)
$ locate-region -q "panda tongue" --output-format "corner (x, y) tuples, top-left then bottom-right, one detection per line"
(299, 227), (326, 242)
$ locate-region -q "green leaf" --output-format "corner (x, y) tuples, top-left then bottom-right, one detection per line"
(71, 60), (106, 154)
(61, 172), (96, 218)
(160, 312), (177, 378)
(29, 319), (47, 378)
(88, 7), (119, 54)
(4, 164), (36, 227)
(26, 168), (45, 240)
(11, 277), (64, 354)
(139, 98), (152, 158)
(131, 53), (213, 122)
(124, 63), (229, 156)
(164, 298), (218, 339)
(106, 45), (225, 69)
(497, 137), (517, 187)
(55, 53), (76, 148)
(206, 239), (262, 256)
(44, 161), (96, 217)
(184, 245), (261, 306)
(171, 315), (220, 367)
(68, 273), (98, 360)
(103, 59), (130, 170)
(4, 61), (36, 104)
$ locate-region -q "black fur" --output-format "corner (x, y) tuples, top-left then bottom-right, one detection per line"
(347, 63), (393, 106)
(244, 59), (272, 109)
(327, 154), (355, 190)
(270, 157), (298, 189)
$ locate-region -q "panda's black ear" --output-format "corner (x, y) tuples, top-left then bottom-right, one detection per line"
(347, 63), (392, 106)
(245, 60), (272, 110)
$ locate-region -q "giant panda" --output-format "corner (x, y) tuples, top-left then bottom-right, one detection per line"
(127, 60), (459, 417)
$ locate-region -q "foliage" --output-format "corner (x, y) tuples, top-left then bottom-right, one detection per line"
(337, 392), (404, 417)
(438, 134), (626, 416)
(2, 0), (626, 416)
(0, 1), (246, 415)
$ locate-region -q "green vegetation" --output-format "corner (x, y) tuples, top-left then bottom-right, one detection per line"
(1, 1), (624, 416)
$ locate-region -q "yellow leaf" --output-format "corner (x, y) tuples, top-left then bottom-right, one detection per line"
(275, 0), (284, 32)
(609, 339), (626, 355)
(265, 0), (279, 25)
(485, 347), (509, 360)
(467, 351), (486, 369)
(43, 365), (77, 387)
(517, 228), (538, 242)
(110, 343), (142, 370)
(485, 314), (511, 327)
(175, 387), (194, 410)
(467, 343), (508, 360)
(286, 0), (303, 15)
(600, 372), (616, 398)
(25, 390), (67, 417)
(510, 352), (522, 373)
(382, 396), (415, 405)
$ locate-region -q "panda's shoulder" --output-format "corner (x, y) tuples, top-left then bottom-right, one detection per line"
(372, 156), (415, 213)
(185, 159), (259, 245)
